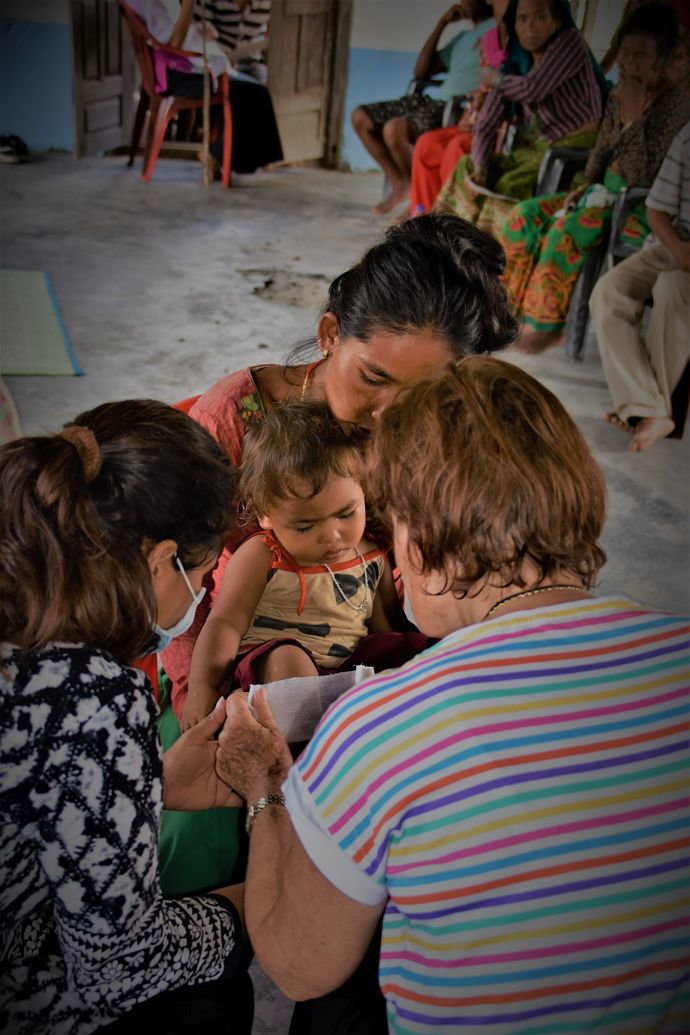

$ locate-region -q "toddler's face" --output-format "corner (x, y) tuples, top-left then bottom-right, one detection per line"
(259, 474), (367, 566)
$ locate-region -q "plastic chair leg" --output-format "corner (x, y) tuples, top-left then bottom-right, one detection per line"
(141, 94), (161, 180)
(669, 359), (690, 440)
(142, 96), (174, 182)
(565, 243), (608, 362)
(128, 91), (149, 168)
(221, 80), (232, 188)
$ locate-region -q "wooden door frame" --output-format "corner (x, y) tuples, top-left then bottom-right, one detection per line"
(324, 0), (353, 169)
(266, 0), (354, 168)
(70, 0), (136, 157)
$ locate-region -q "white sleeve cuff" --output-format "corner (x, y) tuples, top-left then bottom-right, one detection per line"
(283, 768), (387, 907)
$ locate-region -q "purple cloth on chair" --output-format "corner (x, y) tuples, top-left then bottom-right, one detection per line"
(153, 49), (192, 94)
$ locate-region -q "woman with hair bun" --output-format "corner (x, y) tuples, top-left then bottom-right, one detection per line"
(0, 401), (251, 1035)
(163, 212), (519, 723)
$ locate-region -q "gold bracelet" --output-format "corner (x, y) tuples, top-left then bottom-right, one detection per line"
(245, 793), (286, 835)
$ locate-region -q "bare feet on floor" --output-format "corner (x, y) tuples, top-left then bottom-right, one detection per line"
(371, 184), (410, 215)
(630, 416), (675, 451)
(514, 328), (566, 354)
(604, 412), (634, 435)
(603, 412), (675, 450)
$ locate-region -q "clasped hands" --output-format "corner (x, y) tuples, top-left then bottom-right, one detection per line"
(163, 689), (292, 811)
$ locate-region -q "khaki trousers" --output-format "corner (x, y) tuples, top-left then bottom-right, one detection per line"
(589, 242), (690, 422)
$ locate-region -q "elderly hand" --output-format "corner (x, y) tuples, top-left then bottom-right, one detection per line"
(216, 689), (293, 803)
(563, 185), (586, 212)
(163, 697), (243, 811)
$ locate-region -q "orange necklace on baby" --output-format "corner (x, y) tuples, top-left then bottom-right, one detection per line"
(323, 547), (370, 613)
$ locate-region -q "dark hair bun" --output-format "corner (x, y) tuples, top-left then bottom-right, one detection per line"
(325, 213), (518, 356)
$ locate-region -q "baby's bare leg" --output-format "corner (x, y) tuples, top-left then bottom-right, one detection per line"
(254, 644), (319, 683)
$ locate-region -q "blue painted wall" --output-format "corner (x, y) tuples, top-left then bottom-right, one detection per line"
(0, 17), (73, 151)
(342, 47), (442, 172)
(340, 1), (457, 172)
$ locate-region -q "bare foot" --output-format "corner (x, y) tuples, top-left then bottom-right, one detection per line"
(371, 184), (410, 215)
(603, 412), (634, 435)
(629, 416), (675, 451)
(514, 328), (566, 354)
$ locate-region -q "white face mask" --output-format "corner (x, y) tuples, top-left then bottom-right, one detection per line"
(148, 556), (206, 655)
(403, 591), (418, 630)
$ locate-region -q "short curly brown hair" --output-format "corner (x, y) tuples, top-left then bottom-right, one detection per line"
(239, 400), (364, 519)
(366, 357), (606, 594)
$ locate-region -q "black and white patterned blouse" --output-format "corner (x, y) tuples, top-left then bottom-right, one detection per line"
(0, 643), (240, 1035)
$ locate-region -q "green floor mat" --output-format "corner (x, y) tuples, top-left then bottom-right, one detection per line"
(0, 269), (83, 375)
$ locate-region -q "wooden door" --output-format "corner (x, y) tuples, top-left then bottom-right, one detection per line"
(71, 0), (135, 157)
(267, 0), (353, 166)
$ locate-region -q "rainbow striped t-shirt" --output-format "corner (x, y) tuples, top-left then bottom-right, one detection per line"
(285, 597), (690, 1034)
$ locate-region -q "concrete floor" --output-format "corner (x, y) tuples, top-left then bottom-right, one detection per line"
(2, 152), (689, 1029)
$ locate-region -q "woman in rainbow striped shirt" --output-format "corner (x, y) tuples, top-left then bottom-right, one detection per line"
(217, 356), (689, 1035)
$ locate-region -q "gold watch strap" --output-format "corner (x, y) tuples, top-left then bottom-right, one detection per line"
(245, 793), (286, 835)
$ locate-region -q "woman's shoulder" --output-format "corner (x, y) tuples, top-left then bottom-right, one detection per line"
(1, 642), (148, 708)
(190, 367), (264, 419)
(551, 25), (585, 52)
(188, 366), (269, 463)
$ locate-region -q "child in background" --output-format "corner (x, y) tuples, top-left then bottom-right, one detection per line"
(181, 401), (426, 729)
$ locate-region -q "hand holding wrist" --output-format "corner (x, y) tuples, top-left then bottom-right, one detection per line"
(216, 688), (293, 802)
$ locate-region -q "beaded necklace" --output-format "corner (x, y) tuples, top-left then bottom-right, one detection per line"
(484, 584), (590, 620)
(323, 547), (370, 613)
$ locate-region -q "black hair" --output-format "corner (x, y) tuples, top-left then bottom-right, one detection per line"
(617, 2), (678, 58)
(289, 214), (518, 362)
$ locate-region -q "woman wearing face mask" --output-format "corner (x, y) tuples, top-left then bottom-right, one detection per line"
(0, 400), (251, 1035)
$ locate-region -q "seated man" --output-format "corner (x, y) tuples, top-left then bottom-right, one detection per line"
(351, 1), (494, 214)
(590, 119), (690, 451)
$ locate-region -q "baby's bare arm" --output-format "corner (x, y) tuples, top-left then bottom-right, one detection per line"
(183, 537), (272, 728)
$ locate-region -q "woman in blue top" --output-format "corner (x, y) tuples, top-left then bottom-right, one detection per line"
(351, 2), (494, 214)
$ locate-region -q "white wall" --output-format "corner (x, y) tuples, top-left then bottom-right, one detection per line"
(1, 0), (73, 150)
(350, 0), (469, 52)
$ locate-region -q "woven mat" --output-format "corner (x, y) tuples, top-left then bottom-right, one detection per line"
(0, 269), (83, 376)
(0, 377), (22, 443)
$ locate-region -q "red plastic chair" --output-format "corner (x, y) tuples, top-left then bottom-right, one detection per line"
(118, 1), (232, 187)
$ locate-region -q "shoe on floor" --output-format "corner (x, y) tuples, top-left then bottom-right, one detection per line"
(0, 135), (29, 164)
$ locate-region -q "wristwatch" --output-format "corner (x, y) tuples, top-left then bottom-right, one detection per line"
(245, 793), (286, 834)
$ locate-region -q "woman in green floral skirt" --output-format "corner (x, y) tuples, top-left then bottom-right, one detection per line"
(500, 2), (690, 352)
(433, 0), (606, 236)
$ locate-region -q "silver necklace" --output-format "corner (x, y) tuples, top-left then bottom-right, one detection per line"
(323, 547), (370, 613)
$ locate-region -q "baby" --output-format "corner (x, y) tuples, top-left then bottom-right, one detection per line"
(182, 401), (424, 729)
